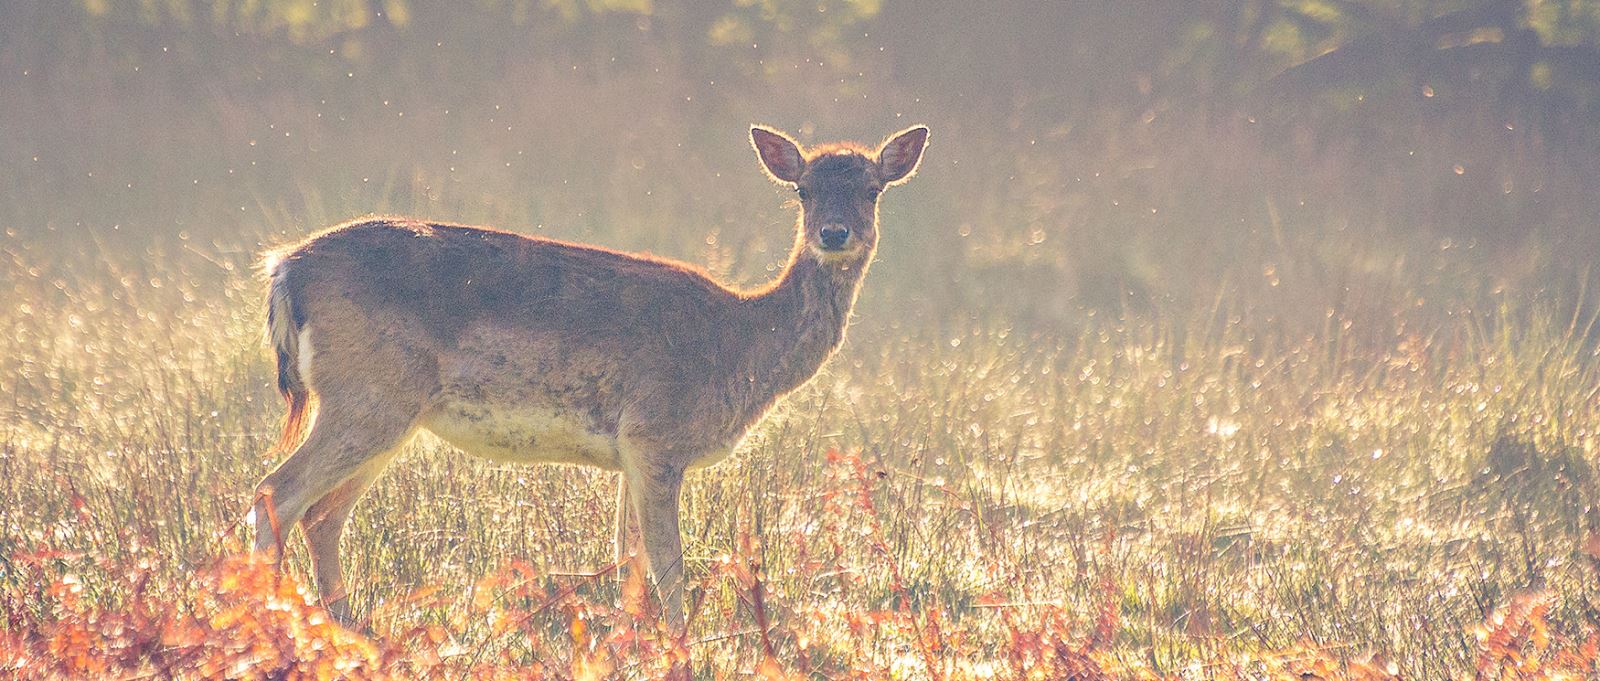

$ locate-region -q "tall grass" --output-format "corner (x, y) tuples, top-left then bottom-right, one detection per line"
(3, 219), (1599, 676)
(4, 7), (1600, 674)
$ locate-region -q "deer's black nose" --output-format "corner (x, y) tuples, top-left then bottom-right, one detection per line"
(820, 224), (850, 250)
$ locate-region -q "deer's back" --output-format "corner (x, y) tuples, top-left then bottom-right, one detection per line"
(283, 218), (736, 345)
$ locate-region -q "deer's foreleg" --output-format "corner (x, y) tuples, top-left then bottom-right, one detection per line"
(623, 459), (686, 629)
(615, 474), (643, 576)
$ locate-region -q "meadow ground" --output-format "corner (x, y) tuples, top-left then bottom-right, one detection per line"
(2, 206), (1599, 678)
(5, 6), (1600, 672)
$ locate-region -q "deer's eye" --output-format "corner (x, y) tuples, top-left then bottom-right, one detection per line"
(867, 188), (882, 201)
(796, 188), (810, 201)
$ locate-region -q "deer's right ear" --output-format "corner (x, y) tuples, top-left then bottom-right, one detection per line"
(751, 126), (805, 184)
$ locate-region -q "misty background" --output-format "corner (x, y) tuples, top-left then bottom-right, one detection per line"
(6, 0), (1600, 347)
(7, 4), (1600, 673)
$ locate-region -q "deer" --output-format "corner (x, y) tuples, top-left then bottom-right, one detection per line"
(249, 124), (929, 629)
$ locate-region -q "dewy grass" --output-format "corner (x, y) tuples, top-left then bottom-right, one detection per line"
(3, 222), (1599, 677)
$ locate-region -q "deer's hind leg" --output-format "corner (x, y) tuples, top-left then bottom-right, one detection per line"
(251, 315), (434, 605)
(299, 455), (398, 624)
(250, 396), (419, 555)
(251, 389), (421, 627)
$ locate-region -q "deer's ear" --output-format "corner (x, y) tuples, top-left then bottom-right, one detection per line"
(876, 125), (929, 185)
(751, 126), (805, 184)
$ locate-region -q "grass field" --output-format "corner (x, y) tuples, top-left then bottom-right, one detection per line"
(5, 5), (1600, 672)
(3, 197), (1599, 678)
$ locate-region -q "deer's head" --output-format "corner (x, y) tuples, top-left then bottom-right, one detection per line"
(751, 125), (929, 264)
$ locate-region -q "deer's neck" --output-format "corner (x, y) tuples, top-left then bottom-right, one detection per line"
(743, 238), (871, 399)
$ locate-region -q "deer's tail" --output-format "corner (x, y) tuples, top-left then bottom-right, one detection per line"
(265, 252), (311, 453)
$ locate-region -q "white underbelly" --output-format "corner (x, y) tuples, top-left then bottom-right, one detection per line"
(421, 401), (621, 470)
(687, 444), (738, 470)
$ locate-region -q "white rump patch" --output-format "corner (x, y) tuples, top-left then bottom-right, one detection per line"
(297, 327), (314, 382)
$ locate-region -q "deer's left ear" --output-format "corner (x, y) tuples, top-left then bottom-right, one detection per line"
(751, 126), (806, 184)
(876, 125), (929, 185)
